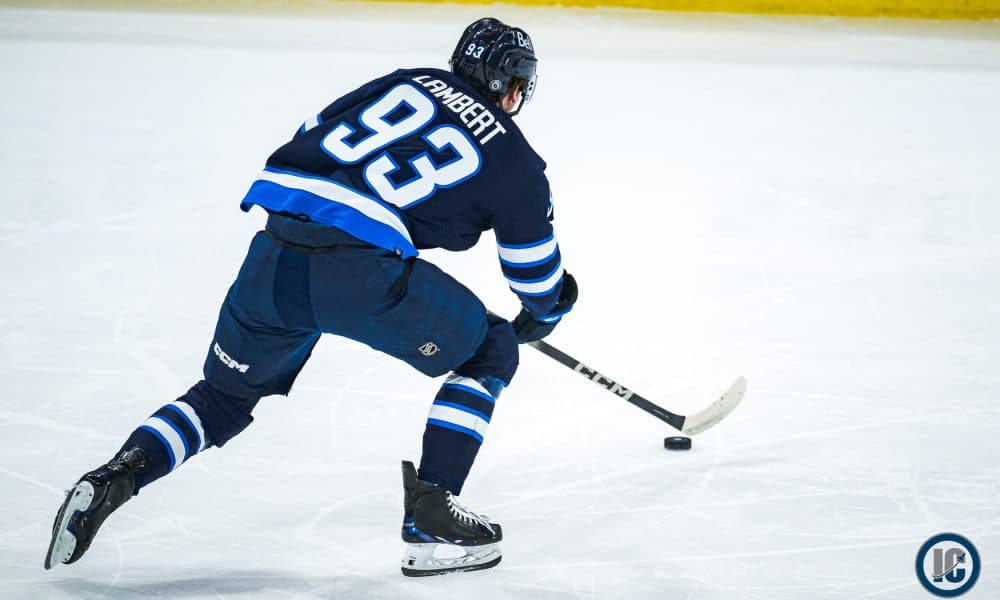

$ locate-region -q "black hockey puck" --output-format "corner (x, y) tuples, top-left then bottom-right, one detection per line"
(664, 436), (692, 450)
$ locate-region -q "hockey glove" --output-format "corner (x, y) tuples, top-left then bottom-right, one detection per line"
(511, 272), (578, 343)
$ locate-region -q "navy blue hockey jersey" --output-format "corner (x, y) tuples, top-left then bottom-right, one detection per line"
(240, 67), (564, 319)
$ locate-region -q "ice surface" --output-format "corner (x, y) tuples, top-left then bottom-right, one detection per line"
(2, 4), (999, 599)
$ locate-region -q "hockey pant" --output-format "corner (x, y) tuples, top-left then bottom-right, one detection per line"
(119, 215), (518, 495)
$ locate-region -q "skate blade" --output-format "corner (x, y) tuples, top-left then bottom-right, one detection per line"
(400, 542), (502, 577)
(43, 481), (95, 569)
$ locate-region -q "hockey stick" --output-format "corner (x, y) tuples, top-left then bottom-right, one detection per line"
(526, 339), (747, 436)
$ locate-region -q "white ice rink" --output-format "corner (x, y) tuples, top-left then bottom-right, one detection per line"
(2, 3), (999, 598)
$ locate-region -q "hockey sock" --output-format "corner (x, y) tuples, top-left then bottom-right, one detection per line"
(118, 399), (208, 493)
(117, 381), (260, 494)
(418, 373), (504, 494)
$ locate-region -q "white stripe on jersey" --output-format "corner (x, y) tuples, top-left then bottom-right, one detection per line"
(507, 265), (564, 296)
(255, 169), (413, 247)
(302, 114), (321, 132)
(497, 236), (558, 265)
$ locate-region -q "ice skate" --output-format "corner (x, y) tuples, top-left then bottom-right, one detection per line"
(400, 460), (502, 576)
(44, 446), (146, 569)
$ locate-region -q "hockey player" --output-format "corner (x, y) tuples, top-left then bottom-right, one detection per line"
(45, 18), (576, 577)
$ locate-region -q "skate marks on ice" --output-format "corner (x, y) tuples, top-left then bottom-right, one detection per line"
(48, 570), (384, 600)
(46, 570), (589, 600)
(0, 464), (68, 497)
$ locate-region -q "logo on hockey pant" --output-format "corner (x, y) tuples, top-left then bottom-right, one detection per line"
(419, 342), (440, 357)
(214, 343), (249, 373)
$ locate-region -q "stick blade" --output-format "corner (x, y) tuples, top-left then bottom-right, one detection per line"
(681, 376), (747, 436)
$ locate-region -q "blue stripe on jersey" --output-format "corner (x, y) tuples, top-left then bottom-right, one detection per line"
(500, 250), (561, 285)
(239, 167), (417, 258)
(496, 235), (562, 316)
(497, 234), (555, 251)
(499, 253), (558, 269)
(506, 263), (563, 297)
(516, 281), (563, 319)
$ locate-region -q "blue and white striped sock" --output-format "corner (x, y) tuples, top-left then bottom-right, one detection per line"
(419, 373), (504, 495)
(121, 400), (209, 493)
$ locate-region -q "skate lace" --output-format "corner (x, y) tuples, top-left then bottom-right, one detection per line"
(446, 492), (495, 536)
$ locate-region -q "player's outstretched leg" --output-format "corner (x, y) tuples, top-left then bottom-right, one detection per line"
(44, 380), (260, 569)
(400, 460), (502, 576)
(44, 446), (146, 569)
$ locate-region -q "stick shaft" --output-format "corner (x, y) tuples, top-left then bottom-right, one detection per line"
(527, 339), (686, 431)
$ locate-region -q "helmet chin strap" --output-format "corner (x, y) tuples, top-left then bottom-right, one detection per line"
(507, 72), (536, 117)
(499, 82), (530, 117)
(508, 95), (526, 117)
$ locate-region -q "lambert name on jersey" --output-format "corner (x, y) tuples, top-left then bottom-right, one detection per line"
(412, 75), (508, 145)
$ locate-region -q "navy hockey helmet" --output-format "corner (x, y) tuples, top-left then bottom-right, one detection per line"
(450, 18), (538, 115)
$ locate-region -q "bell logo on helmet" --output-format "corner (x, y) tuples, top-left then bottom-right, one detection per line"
(516, 31), (533, 51)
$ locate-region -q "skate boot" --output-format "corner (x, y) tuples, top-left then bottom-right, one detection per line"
(44, 446), (147, 569)
(400, 460), (502, 576)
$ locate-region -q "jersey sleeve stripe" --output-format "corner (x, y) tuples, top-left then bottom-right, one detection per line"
(496, 235), (557, 264)
(498, 246), (559, 269)
(500, 249), (560, 283)
(506, 263), (564, 296)
(301, 113), (321, 133)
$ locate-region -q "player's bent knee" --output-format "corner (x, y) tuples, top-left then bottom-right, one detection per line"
(455, 314), (519, 385)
